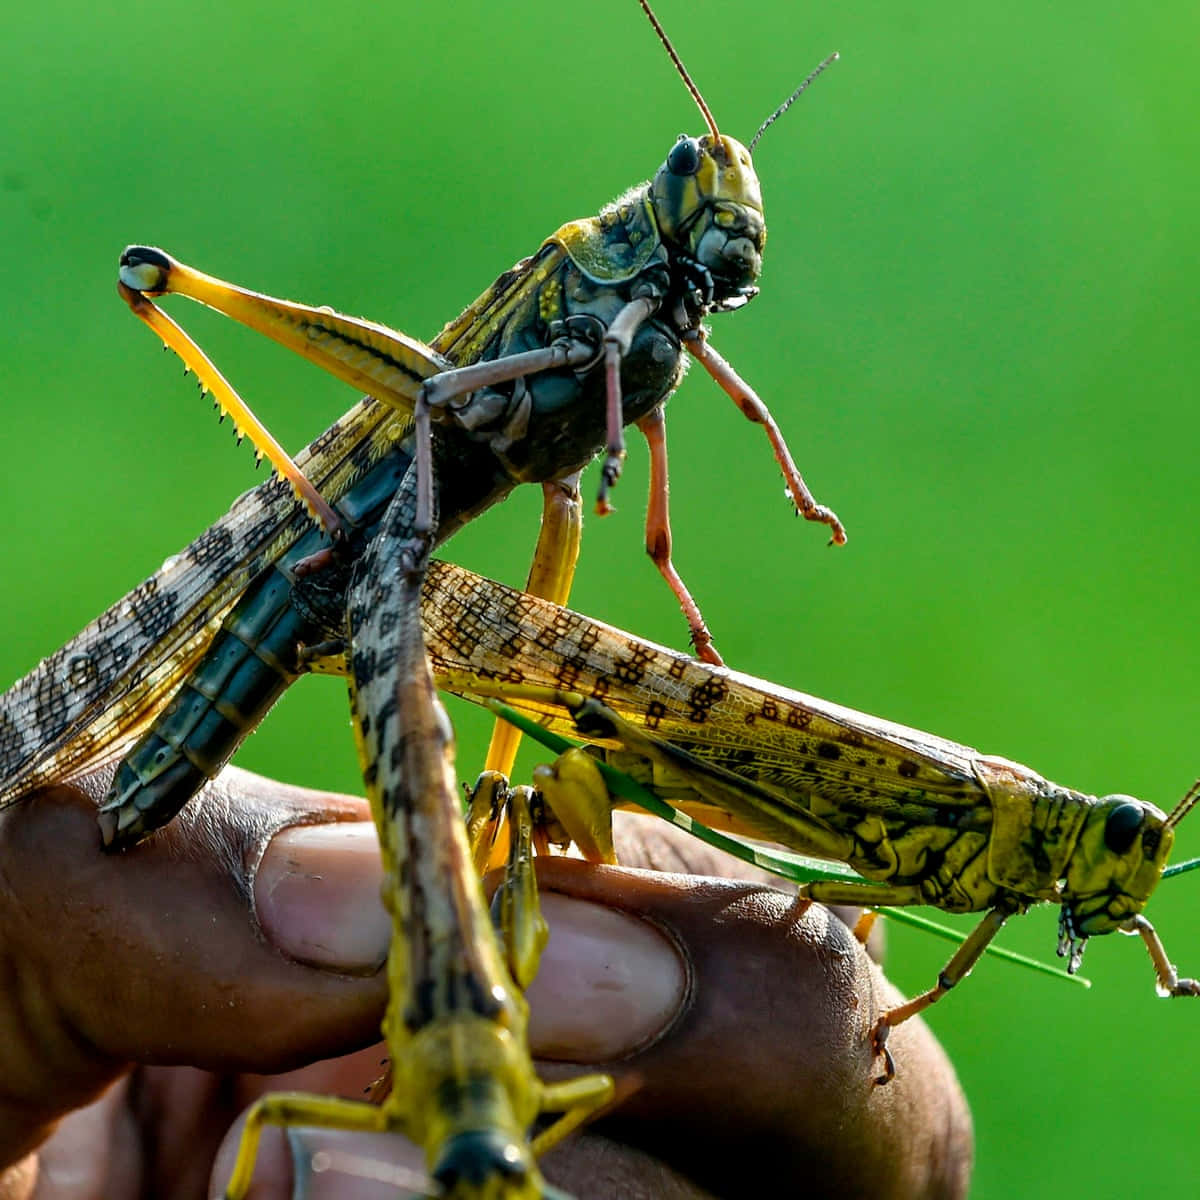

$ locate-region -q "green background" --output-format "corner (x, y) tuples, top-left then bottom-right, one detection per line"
(3, 1), (1198, 1193)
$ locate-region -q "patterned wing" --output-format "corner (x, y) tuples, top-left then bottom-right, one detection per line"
(0, 396), (406, 805)
(422, 560), (994, 822)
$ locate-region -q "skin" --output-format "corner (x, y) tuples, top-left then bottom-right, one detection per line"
(0, 766), (972, 1199)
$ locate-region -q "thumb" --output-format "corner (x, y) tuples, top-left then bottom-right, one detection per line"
(0, 767), (389, 1166)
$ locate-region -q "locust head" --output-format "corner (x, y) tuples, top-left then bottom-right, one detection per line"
(651, 133), (765, 302)
(1057, 795), (1174, 968)
(635, 0), (836, 310)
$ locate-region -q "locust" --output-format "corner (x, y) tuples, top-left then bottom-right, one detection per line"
(413, 558), (1200, 1084)
(0, 2), (849, 1194)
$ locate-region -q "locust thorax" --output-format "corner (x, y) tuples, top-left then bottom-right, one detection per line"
(650, 133), (766, 302)
(1063, 795), (1173, 936)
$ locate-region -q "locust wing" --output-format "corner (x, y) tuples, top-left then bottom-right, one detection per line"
(0, 396), (411, 805)
(423, 560), (994, 839)
(1, 230), (577, 807)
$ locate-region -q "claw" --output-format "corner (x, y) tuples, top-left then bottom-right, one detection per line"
(871, 1018), (896, 1086)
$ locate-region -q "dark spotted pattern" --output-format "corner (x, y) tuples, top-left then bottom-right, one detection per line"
(687, 676), (728, 721)
(189, 523), (235, 567)
(0, 711), (25, 767)
(0, 394), (403, 805)
(66, 655), (100, 690)
(613, 643), (656, 686)
(348, 479), (519, 1041)
(785, 707), (812, 730)
(127, 580), (179, 643)
(418, 560), (1096, 913)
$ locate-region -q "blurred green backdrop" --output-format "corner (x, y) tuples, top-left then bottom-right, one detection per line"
(3, 1), (1198, 1194)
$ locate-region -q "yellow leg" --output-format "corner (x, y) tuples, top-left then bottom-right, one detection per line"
(531, 1073), (618, 1158)
(484, 477), (584, 785)
(224, 1092), (389, 1198)
(118, 246), (442, 422)
(491, 784), (550, 989)
(531, 749), (617, 865)
(467, 770), (508, 877)
(851, 909), (880, 945)
(799, 880), (1021, 1083)
(118, 279), (344, 537)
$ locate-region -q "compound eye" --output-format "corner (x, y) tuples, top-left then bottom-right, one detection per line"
(667, 136), (702, 176)
(1104, 802), (1144, 854)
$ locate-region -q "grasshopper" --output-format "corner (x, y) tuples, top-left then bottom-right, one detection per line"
(414, 558), (1200, 1083)
(97, 17), (845, 848)
(0, 2), (848, 1194)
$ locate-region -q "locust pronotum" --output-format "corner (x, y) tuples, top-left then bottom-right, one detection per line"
(413, 558), (1200, 1083)
(0, 2), (853, 1196)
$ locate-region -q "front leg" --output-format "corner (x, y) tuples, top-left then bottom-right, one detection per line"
(1126, 913), (1200, 998)
(685, 329), (847, 545)
(637, 406), (722, 664)
(596, 295), (660, 513)
(805, 879), (1021, 1084)
(411, 338), (599, 540)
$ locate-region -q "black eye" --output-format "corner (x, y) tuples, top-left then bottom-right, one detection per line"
(667, 136), (701, 176)
(1104, 802), (1144, 854)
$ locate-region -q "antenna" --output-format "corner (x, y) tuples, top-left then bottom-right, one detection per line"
(1164, 778), (1200, 833)
(749, 51), (840, 153)
(637, 0), (721, 140)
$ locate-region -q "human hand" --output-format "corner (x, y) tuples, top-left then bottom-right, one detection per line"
(0, 767), (971, 1199)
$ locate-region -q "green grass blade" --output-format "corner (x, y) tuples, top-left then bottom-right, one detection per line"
(878, 906), (1089, 986)
(483, 699), (1086, 986)
(481, 700), (856, 881)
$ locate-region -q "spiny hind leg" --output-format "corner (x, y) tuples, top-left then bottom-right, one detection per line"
(223, 1092), (390, 1199)
(118, 247), (414, 539)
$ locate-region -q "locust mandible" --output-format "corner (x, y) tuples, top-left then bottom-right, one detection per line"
(0, 2), (847, 1195)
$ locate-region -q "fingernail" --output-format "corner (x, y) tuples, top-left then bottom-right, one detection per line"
(256, 822), (389, 972)
(286, 1129), (427, 1199)
(527, 894), (687, 1061)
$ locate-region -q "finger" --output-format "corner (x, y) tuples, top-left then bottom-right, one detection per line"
(524, 858), (973, 1200)
(18, 1079), (135, 1200)
(0, 767), (389, 1167)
